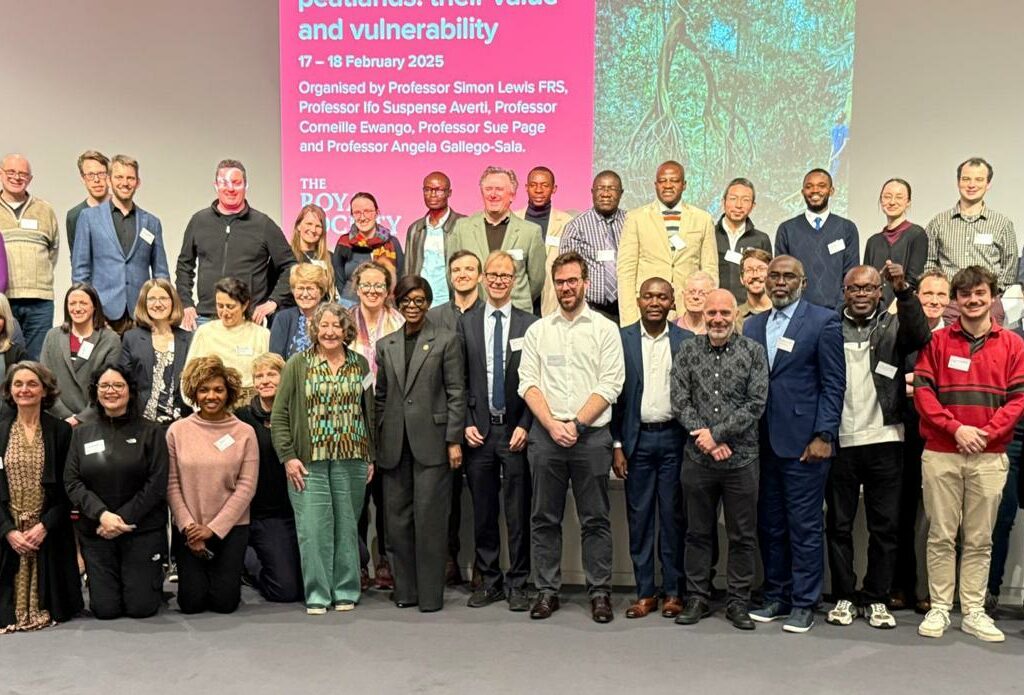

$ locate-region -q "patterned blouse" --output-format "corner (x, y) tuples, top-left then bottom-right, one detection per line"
(143, 346), (177, 424)
(304, 348), (368, 463)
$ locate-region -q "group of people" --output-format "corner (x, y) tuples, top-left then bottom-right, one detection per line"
(0, 150), (1021, 646)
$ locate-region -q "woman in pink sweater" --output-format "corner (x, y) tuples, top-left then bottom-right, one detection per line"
(166, 356), (258, 614)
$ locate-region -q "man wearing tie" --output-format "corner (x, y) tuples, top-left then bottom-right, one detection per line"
(459, 251), (539, 611)
(743, 255), (845, 633)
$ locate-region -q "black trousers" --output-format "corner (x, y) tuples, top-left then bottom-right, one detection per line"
(448, 470), (463, 565)
(175, 525), (250, 614)
(894, 421), (925, 601)
(464, 422), (531, 591)
(681, 458), (758, 604)
(79, 527), (166, 620)
(381, 450), (452, 611)
(358, 475), (388, 568)
(246, 516), (303, 602)
(826, 441), (903, 603)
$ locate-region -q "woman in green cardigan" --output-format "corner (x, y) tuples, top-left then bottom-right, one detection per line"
(271, 302), (376, 615)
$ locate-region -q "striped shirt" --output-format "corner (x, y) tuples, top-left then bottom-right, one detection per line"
(924, 203), (1017, 290)
(304, 348), (369, 462)
(558, 207), (626, 305)
(662, 204), (681, 236)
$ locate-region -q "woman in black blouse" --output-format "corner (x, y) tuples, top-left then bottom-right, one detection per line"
(863, 178), (928, 306)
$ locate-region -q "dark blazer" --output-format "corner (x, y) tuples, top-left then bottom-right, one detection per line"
(611, 322), (693, 459)
(403, 208), (464, 279)
(743, 300), (845, 459)
(458, 303), (538, 438)
(374, 319), (466, 469)
(269, 306), (308, 359)
(0, 412), (83, 625)
(119, 326), (192, 424)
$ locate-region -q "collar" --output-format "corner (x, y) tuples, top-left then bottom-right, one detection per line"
(485, 301), (512, 320)
(425, 208), (451, 229)
(640, 322), (669, 341)
(719, 215), (750, 236)
(951, 318), (1001, 338)
(553, 303), (594, 325)
(842, 306), (879, 325)
(526, 201), (552, 218)
(210, 199), (250, 218)
(112, 201), (136, 217)
(770, 298), (800, 321)
(660, 200), (683, 213)
(484, 214), (511, 227)
(952, 201), (988, 220)
(702, 332), (737, 352)
(805, 209), (830, 228)
(593, 207), (625, 223)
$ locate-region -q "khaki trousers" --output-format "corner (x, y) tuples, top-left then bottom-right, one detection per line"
(921, 450), (1008, 613)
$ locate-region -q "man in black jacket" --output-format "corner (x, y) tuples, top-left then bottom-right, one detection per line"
(175, 159), (294, 330)
(825, 261), (931, 629)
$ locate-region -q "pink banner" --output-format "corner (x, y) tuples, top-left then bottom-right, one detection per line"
(280, 0), (596, 243)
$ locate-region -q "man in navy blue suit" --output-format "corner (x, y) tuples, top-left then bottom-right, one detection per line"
(743, 255), (845, 632)
(611, 277), (693, 620)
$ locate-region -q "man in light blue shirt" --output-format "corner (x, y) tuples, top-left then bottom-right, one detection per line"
(403, 171), (464, 305)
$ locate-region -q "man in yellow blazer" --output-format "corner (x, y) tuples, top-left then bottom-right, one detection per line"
(617, 161), (717, 326)
(514, 166), (575, 316)
(449, 166), (545, 313)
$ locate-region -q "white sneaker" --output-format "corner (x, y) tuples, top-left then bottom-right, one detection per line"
(306, 606), (327, 615)
(866, 603), (896, 629)
(961, 609), (1005, 642)
(826, 599), (856, 626)
(918, 608), (950, 638)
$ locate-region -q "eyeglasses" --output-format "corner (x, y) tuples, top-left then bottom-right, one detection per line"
(845, 284), (881, 295)
(398, 296), (428, 308)
(485, 272), (514, 284)
(422, 187), (449, 195)
(767, 272), (803, 283)
(294, 285), (321, 297)
(146, 296), (170, 304)
(358, 282), (387, 293)
(685, 288), (710, 298)
(97, 383), (128, 392)
(553, 277), (582, 288)
(2, 170), (30, 181)
(82, 172), (108, 181)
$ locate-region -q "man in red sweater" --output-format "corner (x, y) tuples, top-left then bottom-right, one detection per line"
(913, 265), (1024, 643)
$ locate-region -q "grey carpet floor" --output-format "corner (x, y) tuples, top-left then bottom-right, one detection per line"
(1, 585), (1022, 695)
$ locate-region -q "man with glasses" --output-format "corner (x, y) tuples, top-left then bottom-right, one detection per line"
(175, 159), (294, 330)
(0, 153), (60, 359)
(458, 251), (538, 611)
(519, 251), (625, 623)
(715, 178), (772, 303)
(403, 171), (464, 305)
(66, 150), (110, 250)
(736, 248), (773, 329)
(72, 154), (169, 336)
(559, 171), (627, 323)
(743, 255), (845, 633)
(513, 166), (574, 317)
(824, 262), (930, 630)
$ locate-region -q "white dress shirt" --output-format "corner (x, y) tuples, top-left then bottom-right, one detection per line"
(485, 300), (512, 414)
(805, 209), (831, 229)
(639, 324), (673, 423)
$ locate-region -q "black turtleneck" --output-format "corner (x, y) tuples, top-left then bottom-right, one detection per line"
(525, 201), (552, 235)
(235, 397), (293, 520)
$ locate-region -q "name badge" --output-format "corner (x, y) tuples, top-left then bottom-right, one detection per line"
(19, 218), (38, 230)
(312, 259), (327, 268)
(84, 440), (106, 456)
(545, 234), (560, 248)
(0, 456), (4, 470)
(77, 341), (95, 361)
(508, 248), (524, 261)
(546, 354), (566, 367)
(596, 249), (615, 262)
(510, 337), (524, 352)
(214, 434), (235, 451)
(126, 438), (138, 444)
(362, 373), (374, 391)
(236, 346), (254, 356)
(140, 228), (155, 245)
(827, 239), (846, 255)
(874, 361), (898, 379)
(724, 249), (743, 265)
(776, 337), (795, 352)
(670, 235), (686, 251)
(975, 233), (993, 246)
(948, 355), (971, 372)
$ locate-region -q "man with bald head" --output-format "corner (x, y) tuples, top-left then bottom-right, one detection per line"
(824, 262), (931, 630)
(671, 288), (768, 629)
(743, 255), (845, 633)
(0, 153), (60, 358)
(403, 171), (464, 304)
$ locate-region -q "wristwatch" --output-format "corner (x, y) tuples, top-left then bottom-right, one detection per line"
(815, 431), (834, 444)
(572, 418), (589, 435)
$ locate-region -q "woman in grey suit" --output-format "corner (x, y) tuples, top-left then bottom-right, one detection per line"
(374, 275), (465, 612)
(40, 283), (121, 427)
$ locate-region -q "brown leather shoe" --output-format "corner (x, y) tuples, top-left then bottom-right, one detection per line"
(662, 596), (684, 618)
(591, 595), (614, 623)
(445, 559), (465, 586)
(915, 596), (931, 615)
(626, 597), (659, 619)
(530, 593), (560, 619)
(888, 590), (907, 611)
(374, 561), (394, 591)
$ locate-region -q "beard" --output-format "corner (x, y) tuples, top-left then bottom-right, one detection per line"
(771, 285), (803, 309)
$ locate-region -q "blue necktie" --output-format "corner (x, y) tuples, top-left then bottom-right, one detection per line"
(492, 310), (505, 411)
(814, 216), (822, 231)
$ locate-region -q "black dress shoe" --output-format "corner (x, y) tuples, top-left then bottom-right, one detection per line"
(675, 597), (711, 625)
(389, 592), (418, 609)
(591, 595), (614, 623)
(467, 586), (506, 608)
(530, 593), (560, 619)
(508, 588), (531, 612)
(726, 601), (756, 630)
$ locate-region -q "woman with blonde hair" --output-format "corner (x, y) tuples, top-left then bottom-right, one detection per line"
(290, 204), (336, 297)
(269, 264), (332, 360)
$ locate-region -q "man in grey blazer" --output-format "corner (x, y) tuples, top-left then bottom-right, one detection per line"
(448, 166), (545, 314)
(403, 171), (464, 304)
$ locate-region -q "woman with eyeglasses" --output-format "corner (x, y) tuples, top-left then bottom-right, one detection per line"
(333, 192), (405, 307)
(64, 364), (168, 619)
(289, 204), (337, 300)
(348, 261), (403, 589)
(270, 264), (332, 360)
(375, 275), (465, 612)
(863, 178), (927, 307)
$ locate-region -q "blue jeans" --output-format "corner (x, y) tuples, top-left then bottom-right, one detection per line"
(987, 440), (1021, 596)
(9, 298), (53, 360)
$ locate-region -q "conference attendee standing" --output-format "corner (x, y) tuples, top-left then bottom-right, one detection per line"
(611, 277), (692, 620)
(714, 178), (772, 303)
(0, 361), (81, 633)
(519, 252), (625, 623)
(672, 289), (768, 630)
(71, 154), (169, 335)
(743, 255), (845, 633)
(617, 160), (717, 326)
(273, 305), (376, 614)
(558, 170), (626, 323)
(176, 159), (295, 330)
(448, 166), (545, 313)
(675, 271), (715, 335)
(775, 168), (859, 309)
(269, 264), (332, 359)
(0, 296), (27, 375)
(460, 251), (538, 611)
(914, 266), (1024, 643)
(119, 279), (193, 427)
(824, 263), (930, 630)
(66, 150), (110, 251)
(333, 193), (405, 306)
(0, 154), (60, 359)
(863, 178), (928, 307)
(289, 204), (337, 300)
(375, 276), (466, 612)
(403, 171), (464, 303)
(41, 284), (121, 426)
(736, 249), (773, 329)
(166, 357), (258, 614)
(234, 353), (303, 604)
(64, 365), (169, 619)
(514, 166), (574, 316)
